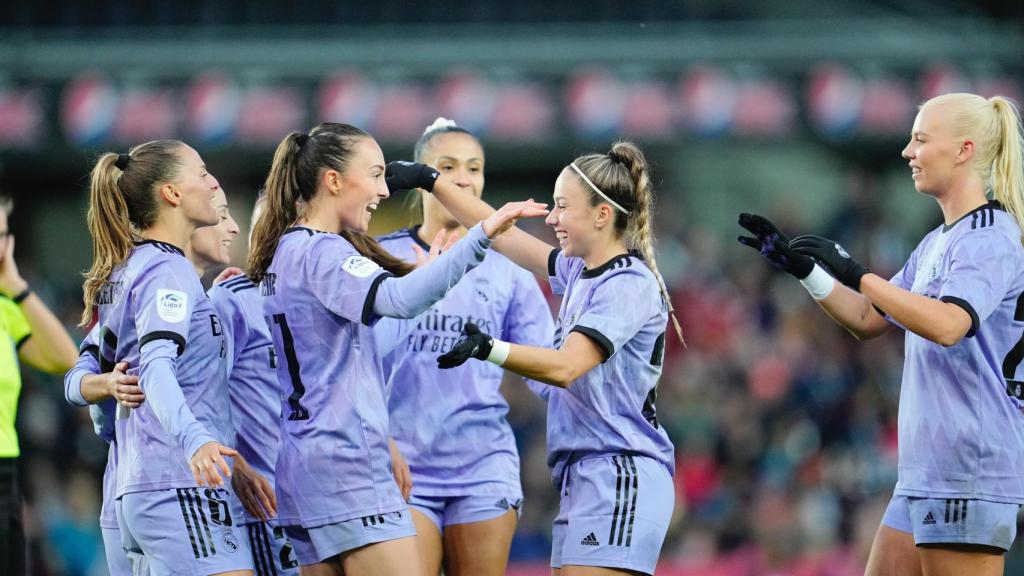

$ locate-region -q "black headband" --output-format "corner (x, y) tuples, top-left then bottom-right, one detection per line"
(115, 153), (131, 171)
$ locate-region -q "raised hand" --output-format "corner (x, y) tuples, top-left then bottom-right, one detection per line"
(412, 229), (459, 269)
(385, 161), (440, 193)
(437, 323), (494, 369)
(790, 234), (870, 290)
(737, 213), (814, 279)
(481, 200), (549, 239)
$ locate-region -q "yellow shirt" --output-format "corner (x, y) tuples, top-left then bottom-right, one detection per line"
(0, 296), (31, 457)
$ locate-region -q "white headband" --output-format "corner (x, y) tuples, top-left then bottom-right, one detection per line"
(569, 162), (630, 215)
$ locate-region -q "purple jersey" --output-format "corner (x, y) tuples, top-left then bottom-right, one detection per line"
(545, 250), (675, 486)
(377, 227), (554, 496)
(886, 202), (1024, 502)
(95, 240), (232, 497)
(262, 227), (403, 527)
(208, 275), (282, 524)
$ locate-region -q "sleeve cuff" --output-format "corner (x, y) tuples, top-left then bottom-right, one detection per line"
(64, 368), (90, 407)
(139, 331), (187, 356)
(571, 325), (614, 362)
(361, 271), (395, 326)
(940, 295), (980, 338)
(548, 249), (559, 278)
(15, 334), (30, 351)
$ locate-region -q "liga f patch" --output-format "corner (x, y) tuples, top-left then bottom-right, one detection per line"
(156, 289), (188, 322)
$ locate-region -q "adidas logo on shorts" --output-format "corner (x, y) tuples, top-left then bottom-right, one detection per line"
(581, 532), (600, 546)
(923, 511), (937, 525)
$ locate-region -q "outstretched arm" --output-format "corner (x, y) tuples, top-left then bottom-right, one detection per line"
(387, 161), (554, 277)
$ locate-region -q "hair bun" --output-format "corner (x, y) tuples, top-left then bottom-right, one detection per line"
(423, 117), (458, 135)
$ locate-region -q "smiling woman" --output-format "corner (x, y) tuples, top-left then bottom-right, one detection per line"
(188, 187), (240, 274)
(245, 122), (547, 576)
(739, 93), (1024, 576)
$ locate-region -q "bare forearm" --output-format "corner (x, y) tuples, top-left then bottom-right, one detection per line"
(431, 180), (552, 276)
(501, 344), (578, 388)
(860, 274), (970, 346)
(814, 280), (891, 340)
(19, 293), (78, 372)
(79, 373), (113, 404)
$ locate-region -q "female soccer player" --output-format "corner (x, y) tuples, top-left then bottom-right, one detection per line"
(204, 195), (301, 576)
(69, 187), (293, 575)
(81, 140), (252, 575)
(246, 122), (547, 576)
(376, 118), (554, 576)
(738, 93), (1024, 576)
(424, 140), (681, 576)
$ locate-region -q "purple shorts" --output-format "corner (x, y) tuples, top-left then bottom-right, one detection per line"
(551, 454), (674, 575)
(282, 508), (416, 566)
(409, 493), (522, 530)
(118, 486), (252, 575)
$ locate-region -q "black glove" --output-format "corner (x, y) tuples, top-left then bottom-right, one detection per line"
(789, 234), (870, 290)
(437, 323), (493, 369)
(737, 213), (814, 279)
(385, 161), (440, 193)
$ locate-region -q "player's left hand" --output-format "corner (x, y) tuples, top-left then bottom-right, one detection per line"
(389, 439), (413, 501)
(790, 234), (871, 290)
(231, 454), (277, 521)
(437, 323), (494, 369)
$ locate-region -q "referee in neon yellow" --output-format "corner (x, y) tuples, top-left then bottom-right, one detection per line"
(0, 195), (77, 574)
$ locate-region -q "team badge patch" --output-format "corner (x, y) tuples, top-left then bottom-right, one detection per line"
(341, 255), (381, 278)
(156, 289), (188, 322)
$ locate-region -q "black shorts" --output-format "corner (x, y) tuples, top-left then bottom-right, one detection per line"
(0, 457), (24, 575)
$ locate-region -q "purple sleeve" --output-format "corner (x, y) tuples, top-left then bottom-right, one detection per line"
(64, 327), (101, 407)
(372, 224), (492, 321)
(133, 258), (195, 355)
(547, 250), (583, 296)
(939, 228), (1019, 337)
(572, 268), (659, 362)
(139, 338), (217, 460)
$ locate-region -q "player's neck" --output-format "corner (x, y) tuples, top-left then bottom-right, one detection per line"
(936, 178), (989, 225)
(582, 238), (629, 270)
(140, 218), (192, 253)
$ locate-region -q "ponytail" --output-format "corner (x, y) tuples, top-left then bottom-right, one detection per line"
(608, 142), (685, 345)
(81, 154), (134, 326)
(81, 140), (183, 326)
(248, 132), (306, 282)
(989, 97), (1024, 240)
(248, 124), (414, 281)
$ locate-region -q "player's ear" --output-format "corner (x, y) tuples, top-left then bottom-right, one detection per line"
(594, 204), (613, 230)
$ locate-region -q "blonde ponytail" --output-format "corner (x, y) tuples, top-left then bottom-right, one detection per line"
(609, 142), (685, 345)
(81, 139), (183, 326)
(81, 154), (134, 326)
(989, 97), (1024, 240)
